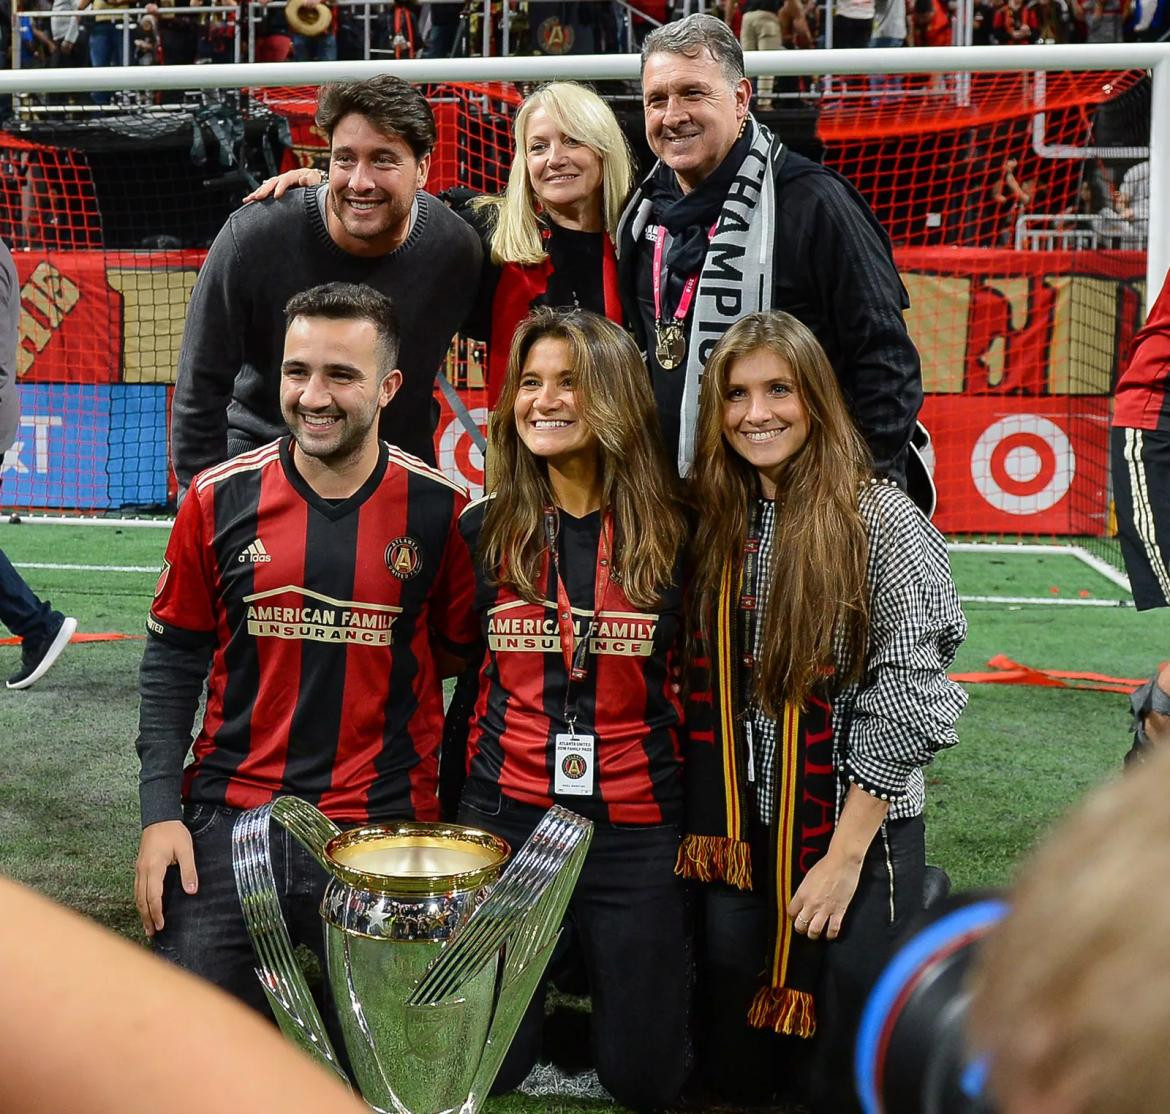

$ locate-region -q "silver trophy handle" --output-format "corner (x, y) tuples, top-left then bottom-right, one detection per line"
(232, 798), (348, 1085)
(408, 805), (594, 1112)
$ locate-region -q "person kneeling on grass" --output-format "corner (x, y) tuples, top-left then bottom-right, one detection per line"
(682, 310), (968, 1114)
(133, 283), (478, 1035)
(452, 308), (692, 1111)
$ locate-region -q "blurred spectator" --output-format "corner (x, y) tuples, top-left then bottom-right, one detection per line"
(1118, 159), (1149, 223)
(287, 0), (337, 59)
(1093, 161), (1148, 248)
(419, 0), (461, 56)
(739, 0), (784, 106)
(910, 0), (950, 43)
(19, 3), (58, 66)
(993, 0), (1035, 40)
(134, 9), (160, 60)
(834, 0), (875, 47)
(50, 0), (85, 63)
(991, 155), (1034, 244)
(1027, 0), (1074, 40)
(971, 0), (1000, 42)
(78, 0), (132, 70)
(1084, 0), (1128, 38)
(152, 0), (202, 64)
(779, 0), (816, 45)
(253, 0), (293, 60)
(197, 0), (237, 63)
(871, 0), (908, 46)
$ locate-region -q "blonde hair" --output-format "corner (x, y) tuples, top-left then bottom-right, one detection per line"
(689, 311), (872, 714)
(968, 745), (1170, 1114)
(473, 82), (634, 266)
(481, 308), (685, 610)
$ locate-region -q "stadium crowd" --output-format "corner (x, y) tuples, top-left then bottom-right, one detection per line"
(2, 0), (1163, 73)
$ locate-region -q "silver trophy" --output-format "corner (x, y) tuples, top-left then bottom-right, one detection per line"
(231, 797), (592, 1114)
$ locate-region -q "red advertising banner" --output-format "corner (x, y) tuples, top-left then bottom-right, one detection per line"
(8, 244), (1147, 528)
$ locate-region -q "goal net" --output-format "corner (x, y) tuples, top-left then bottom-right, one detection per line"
(0, 59), (1151, 568)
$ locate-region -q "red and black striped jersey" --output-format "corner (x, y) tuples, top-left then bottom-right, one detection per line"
(148, 437), (476, 823)
(457, 497), (685, 825)
(1114, 271), (1170, 431)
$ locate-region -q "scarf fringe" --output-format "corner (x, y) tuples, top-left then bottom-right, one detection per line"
(747, 985), (817, 1038)
(674, 833), (752, 890)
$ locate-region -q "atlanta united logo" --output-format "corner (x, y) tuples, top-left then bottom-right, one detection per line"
(561, 753), (587, 781)
(385, 536), (422, 581)
(154, 559), (171, 599)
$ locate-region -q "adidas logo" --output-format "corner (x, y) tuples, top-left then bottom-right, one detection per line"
(239, 538), (273, 564)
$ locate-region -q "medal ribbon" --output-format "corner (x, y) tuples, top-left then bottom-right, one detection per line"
(543, 506), (615, 728)
(651, 223), (717, 326)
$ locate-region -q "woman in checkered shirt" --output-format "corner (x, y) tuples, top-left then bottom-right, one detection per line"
(680, 310), (968, 1113)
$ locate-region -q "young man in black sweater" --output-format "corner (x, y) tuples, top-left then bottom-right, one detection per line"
(170, 76), (482, 493)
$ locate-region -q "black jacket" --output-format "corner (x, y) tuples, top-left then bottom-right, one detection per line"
(617, 135), (923, 487)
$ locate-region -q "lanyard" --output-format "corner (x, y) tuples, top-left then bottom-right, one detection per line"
(543, 506), (614, 729)
(651, 223), (715, 324)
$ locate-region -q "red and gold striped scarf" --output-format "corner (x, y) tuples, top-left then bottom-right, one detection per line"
(677, 557), (835, 1036)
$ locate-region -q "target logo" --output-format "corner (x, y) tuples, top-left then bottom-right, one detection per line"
(971, 415), (1074, 515)
(437, 406), (487, 498)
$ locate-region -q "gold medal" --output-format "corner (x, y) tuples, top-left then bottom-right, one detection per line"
(654, 322), (686, 371)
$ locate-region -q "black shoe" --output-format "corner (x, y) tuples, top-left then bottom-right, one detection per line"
(922, 864), (951, 910)
(7, 614), (77, 690)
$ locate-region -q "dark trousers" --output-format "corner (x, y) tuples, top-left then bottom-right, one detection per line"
(151, 802), (350, 1061)
(0, 454), (55, 641)
(0, 547), (54, 640)
(698, 816), (925, 1113)
(459, 787), (692, 1111)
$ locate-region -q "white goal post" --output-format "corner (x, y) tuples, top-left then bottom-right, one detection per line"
(0, 41), (1166, 297)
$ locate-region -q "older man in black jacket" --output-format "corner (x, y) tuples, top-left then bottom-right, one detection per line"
(618, 13), (924, 496)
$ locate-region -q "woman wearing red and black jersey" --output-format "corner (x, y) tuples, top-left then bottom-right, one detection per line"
(456, 307), (690, 1111)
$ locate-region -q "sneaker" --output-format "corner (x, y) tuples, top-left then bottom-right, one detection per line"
(7, 614), (78, 690)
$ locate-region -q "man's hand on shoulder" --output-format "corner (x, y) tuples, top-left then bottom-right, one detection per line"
(134, 819), (198, 937)
(243, 167), (324, 204)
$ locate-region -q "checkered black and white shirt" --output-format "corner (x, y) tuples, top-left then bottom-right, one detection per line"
(749, 480), (967, 825)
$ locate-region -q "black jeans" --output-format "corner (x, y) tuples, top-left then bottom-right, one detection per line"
(698, 815), (926, 1113)
(460, 786), (693, 1112)
(151, 801), (350, 1063)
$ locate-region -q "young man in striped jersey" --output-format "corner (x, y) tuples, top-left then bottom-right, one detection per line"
(133, 282), (477, 1016)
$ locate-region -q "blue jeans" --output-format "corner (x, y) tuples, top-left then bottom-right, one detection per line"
(87, 22), (121, 104)
(698, 815), (925, 1113)
(292, 31), (337, 60)
(151, 802), (347, 1052)
(868, 36), (906, 99)
(459, 787), (693, 1110)
(0, 549), (54, 640)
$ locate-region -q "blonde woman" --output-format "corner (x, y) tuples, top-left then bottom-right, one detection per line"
(247, 81), (634, 406)
(683, 310), (967, 1112)
(456, 307), (690, 1109)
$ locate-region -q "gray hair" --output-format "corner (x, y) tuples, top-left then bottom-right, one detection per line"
(640, 14), (745, 89)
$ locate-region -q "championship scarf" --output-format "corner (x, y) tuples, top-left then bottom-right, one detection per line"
(677, 550), (836, 1037)
(618, 118), (779, 476)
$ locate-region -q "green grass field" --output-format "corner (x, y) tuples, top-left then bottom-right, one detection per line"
(0, 520), (1163, 1112)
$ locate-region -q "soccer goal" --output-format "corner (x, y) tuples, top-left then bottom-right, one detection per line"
(0, 44), (1166, 599)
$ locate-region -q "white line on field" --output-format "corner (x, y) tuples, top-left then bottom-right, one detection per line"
(960, 594), (1132, 607)
(17, 562), (159, 573)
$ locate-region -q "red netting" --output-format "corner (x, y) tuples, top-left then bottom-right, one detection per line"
(817, 69), (1148, 537)
(1, 72), (1150, 537)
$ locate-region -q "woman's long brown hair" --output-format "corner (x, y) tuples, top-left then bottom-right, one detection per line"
(689, 312), (872, 715)
(481, 308), (685, 609)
